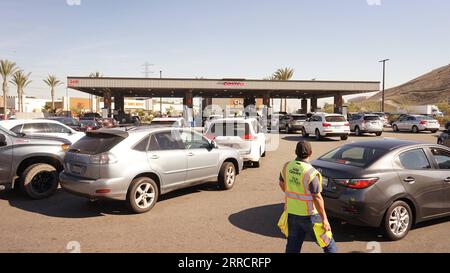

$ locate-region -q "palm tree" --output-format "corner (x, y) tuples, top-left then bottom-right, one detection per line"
(273, 67), (295, 81)
(11, 71), (32, 112)
(271, 67), (295, 112)
(0, 60), (19, 119)
(43, 75), (62, 110)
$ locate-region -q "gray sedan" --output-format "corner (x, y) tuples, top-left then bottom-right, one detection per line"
(312, 139), (450, 240)
(60, 127), (243, 213)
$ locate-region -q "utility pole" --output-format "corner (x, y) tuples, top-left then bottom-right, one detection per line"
(143, 62), (154, 78)
(159, 70), (162, 116)
(379, 59), (389, 112)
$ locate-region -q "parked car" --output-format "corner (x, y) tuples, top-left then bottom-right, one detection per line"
(100, 118), (117, 128)
(0, 125), (69, 199)
(370, 112), (390, 127)
(60, 127), (243, 213)
(204, 115), (223, 131)
(80, 112), (102, 120)
(392, 115), (440, 133)
(80, 120), (102, 131)
(47, 116), (83, 131)
(437, 129), (450, 146)
(278, 114), (292, 132)
(312, 139), (450, 240)
(280, 114), (307, 133)
(0, 119), (85, 145)
(301, 113), (350, 140)
(204, 118), (266, 167)
(151, 117), (188, 127)
(349, 114), (383, 136)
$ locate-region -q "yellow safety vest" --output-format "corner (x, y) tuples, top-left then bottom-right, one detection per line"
(279, 160), (333, 248)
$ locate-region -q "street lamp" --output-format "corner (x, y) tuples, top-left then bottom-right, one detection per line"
(379, 59), (390, 112)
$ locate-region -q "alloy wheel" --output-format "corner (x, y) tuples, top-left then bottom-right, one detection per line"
(388, 206), (410, 237)
(135, 182), (156, 209)
(225, 165), (236, 186)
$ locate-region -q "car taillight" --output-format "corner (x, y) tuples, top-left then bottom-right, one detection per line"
(204, 134), (216, 140)
(90, 152), (118, 165)
(420, 120), (427, 125)
(322, 123), (331, 127)
(334, 178), (379, 189)
(241, 134), (256, 140)
(344, 123), (350, 126)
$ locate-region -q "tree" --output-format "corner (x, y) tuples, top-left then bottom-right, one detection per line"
(0, 60), (19, 118)
(11, 71), (32, 112)
(269, 67), (295, 112)
(43, 75), (62, 111)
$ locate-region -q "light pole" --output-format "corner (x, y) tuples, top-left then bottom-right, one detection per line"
(379, 59), (389, 112)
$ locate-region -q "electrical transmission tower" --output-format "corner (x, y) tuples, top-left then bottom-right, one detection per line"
(143, 62), (155, 78)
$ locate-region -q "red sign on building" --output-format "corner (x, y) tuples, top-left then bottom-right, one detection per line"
(68, 79), (79, 86)
(223, 82), (245, 87)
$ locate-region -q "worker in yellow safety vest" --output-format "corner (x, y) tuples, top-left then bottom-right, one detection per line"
(278, 140), (337, 253)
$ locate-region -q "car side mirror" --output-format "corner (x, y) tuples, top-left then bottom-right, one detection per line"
(0, 134), (7, 147)
(210, 140), (218, 149)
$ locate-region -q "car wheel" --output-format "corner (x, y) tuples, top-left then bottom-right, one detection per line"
(383, 201), (412, 241)
(20, 163), (59, 199)
(412, 126), (419, 133)
(437, 138), (443, 145)
(354, 126), (361, 136)
(375, 132), (382, 136)
(340, 135), (348, 140)
(431, 130), (438, 134)
(315, 129), (322, 140)
(301, 128), (309, 138)
(126, 177), (159, 214)
(218, 162), (236, 190)
(393, 124), (399, 132)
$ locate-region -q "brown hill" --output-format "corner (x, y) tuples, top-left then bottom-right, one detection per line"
(370, 64), (450, 105)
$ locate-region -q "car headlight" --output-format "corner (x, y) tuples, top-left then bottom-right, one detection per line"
(61, 144), (70, 152)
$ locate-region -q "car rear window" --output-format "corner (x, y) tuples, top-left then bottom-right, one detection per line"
(292, 115), (307, 120)
(364, 116), (380, 121)
(417, 116), (433, 120)
(325, 116), (346, 122)
(69, 133), (125, 154)
(208, 122), (251, 137)
(319, 145), (387, 167)
(151, 120), (178, 126)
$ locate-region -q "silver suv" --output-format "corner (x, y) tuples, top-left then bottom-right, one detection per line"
(60, 127), (244, 213)
(0, 126), (69, 199)
(349, 114), (383, 136)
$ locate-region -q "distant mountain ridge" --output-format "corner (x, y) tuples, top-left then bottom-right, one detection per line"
(370, 64), (450, 105)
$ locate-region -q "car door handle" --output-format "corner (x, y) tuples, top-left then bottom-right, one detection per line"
(150, 155), (159, 159)
(187, 152), (194, 157)
(403, 177), (416, 183)
(444, 178), (450, 183)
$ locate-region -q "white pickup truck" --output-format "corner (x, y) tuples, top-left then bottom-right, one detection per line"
(301, 113), (350, 141)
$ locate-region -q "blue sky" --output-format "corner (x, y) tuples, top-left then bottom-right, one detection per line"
(1, 0), (449, 99)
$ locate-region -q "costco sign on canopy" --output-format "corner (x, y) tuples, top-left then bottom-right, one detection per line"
(223, 82), (245, 87)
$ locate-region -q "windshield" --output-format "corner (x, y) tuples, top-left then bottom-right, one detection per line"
(364, 116), (380, 121)
(319, 145), (387, 167)
(292, 115), (307, 120)
(69, 133), (125, 155)
(325, 116), (346, 122)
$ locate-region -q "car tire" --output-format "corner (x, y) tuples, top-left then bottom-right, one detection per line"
(430, 130), (438, 134)
(375, 132), (383, 136)
(315, 129), (322, 140)
(218, 162), (237, 190)
(126, 177), (159, 214)
(340, 135), (349, 140)
(301, 128), (309, 138)
(412, 126), (419, 133)
(382, 201), (413, 241)
(393, 124), (399, 132)
(19, 163), (59, 199)
(354, 126), (361, 136)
